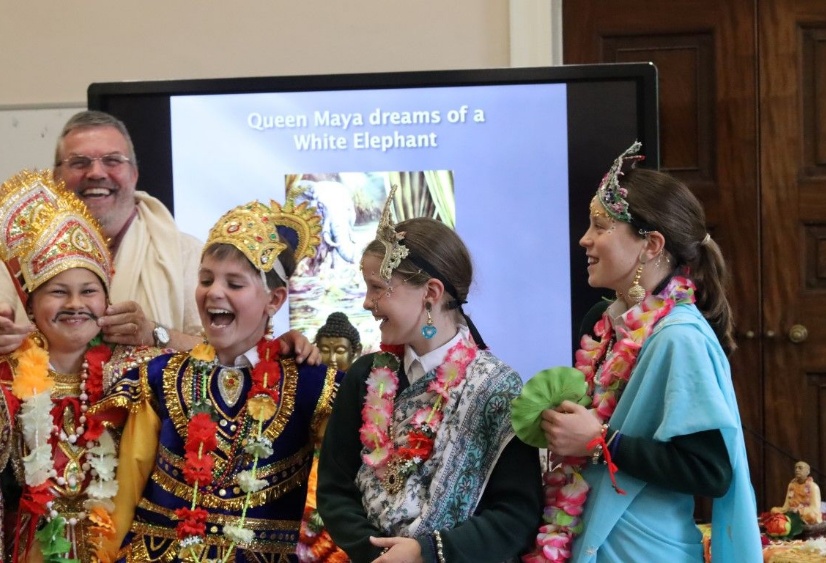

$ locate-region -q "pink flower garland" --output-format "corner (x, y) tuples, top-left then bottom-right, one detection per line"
(360, 339), (477, 483)
(523, 277), (696, 562)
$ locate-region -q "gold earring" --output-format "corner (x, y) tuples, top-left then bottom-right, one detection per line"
(627, 263), (646, 304)
(30, 330), (49, 350)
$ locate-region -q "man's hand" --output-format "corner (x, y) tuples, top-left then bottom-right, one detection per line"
(276, 329), (321, 365)
(0, 301), (33, 354)
(97, 300), (154, 346)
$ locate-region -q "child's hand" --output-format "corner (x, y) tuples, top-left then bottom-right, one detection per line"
(369, 535), (423, 563)
(277, 329), (321, 365)
(541, 400), (602, 457)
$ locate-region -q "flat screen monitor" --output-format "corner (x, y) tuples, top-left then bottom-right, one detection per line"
(88, 63), (659, 380)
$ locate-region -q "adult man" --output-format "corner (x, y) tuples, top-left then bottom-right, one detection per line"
(0, 110), (316, 360)
(772, 460), (823, 525)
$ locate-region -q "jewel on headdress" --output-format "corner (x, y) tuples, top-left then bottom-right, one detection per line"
(0, 170), (112, 303)
(595, 141), (645, 223)
(204, 195), (321, 275)
(376, 185), (409, 281)
(205, 202), (286, 273)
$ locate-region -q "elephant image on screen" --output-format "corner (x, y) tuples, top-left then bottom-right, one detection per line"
(286, 170), (455, 353)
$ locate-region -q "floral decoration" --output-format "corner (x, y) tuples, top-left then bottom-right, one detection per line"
(10, 333), (116, 562)
(360, 339), (476, 487)
(522, 277), (695, 563)
(176, 338), (283, 562)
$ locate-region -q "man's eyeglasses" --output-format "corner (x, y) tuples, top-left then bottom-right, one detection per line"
(56, 153), (132, 171)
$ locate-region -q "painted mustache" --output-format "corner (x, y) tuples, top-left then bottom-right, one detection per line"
(52, 310), (99, 323)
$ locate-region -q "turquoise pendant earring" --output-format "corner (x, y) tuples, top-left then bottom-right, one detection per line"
(421, 302), (437, 339)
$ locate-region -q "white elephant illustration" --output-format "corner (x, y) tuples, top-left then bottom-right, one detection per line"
(292, 179), (358, 273)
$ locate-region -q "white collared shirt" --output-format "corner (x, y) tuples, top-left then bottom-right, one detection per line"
(403, 325), (469, 385)
(226, 344), (257, 369)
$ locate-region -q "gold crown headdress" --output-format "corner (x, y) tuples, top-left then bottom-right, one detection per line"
(376, 185), (409, 281)
(0, 170), (113, 305)
(204, 193), (321, 280)
(594, 141), (645, 223)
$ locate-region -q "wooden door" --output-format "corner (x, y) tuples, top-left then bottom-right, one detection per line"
(759, 0), (826, 511)
(562, 0), (765, 506)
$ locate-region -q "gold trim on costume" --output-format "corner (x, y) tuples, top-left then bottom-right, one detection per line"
(149, 444), (311, 511)
(309, 365), (339, 437)
(102, 344), (163, 392)
(50, 369), (83, 396)
(0, 378), (11, 471)
(165, 355), (298, 452)
(136, 497), (301, 531)
(124, 499), (300, 562)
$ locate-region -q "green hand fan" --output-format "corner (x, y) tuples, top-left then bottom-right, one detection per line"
(511, 366), (591, 448)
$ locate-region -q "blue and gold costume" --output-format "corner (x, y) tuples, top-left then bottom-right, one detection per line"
(104, 349), (339, 562)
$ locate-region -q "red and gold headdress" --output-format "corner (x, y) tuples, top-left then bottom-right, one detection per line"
(0, 170), (112, 305)
(204, 192), (321, 281)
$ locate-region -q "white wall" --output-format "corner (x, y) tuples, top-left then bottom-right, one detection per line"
(0, 0), (559, 177)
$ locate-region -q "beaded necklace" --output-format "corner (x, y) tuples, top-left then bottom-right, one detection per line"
(9, 334), (116, 562)
(523, 276), (696, 563)
(360, 337), (476, 494)
(176, 338), (283, 562)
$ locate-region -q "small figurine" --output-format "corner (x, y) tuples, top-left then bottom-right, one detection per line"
(297, 312), (361, 561)
(771, 460), (823, 525)
(315, 312), (362, 371)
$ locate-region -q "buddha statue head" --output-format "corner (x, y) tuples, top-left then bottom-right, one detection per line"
(315, 312), (362, 371)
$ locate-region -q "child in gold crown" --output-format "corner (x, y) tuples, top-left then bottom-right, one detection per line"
(0, 169), (153, 562)
(107, 198), (342, 562)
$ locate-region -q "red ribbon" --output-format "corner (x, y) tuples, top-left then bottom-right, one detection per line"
(586, 429), (626, 495)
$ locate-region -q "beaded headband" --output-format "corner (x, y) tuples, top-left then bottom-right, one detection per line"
(595, 141), (645, 223)
(376, 184), (409, 281)
(0, 170), (113, 305)
(204, 193), (321, 280)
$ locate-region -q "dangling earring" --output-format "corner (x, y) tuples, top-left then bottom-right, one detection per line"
(30, 330), (48, 350)
(25, 312), (47, 349)
(627, 262), (646, 304)
(421, 302), (437, 339)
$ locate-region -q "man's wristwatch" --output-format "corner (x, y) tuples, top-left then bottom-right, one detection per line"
(153, 323), (171, 347)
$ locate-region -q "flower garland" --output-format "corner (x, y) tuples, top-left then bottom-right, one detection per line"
(360, 339), (476, 492)
(11, 334), (116, 563)
(523, 276), (696, 563)
(176, 338), (282, 562)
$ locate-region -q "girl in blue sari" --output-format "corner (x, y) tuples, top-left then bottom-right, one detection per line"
(539, 143), (761, 562)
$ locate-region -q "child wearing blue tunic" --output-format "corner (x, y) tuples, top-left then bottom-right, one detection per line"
(105, 199), (341, 562)
(537, 143), (762, 562)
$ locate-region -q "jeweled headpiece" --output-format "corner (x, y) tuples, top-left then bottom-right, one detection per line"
(595, 141), (645, 223)
(0, 170), (113, 304)
(376, 185), (409, 281)
(204, 193), (321, 279)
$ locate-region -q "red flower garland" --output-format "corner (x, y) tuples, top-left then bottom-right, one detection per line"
(176, 338), (283, 550)
(84, 342), (112, 404)
(182, 413), (219, 486)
